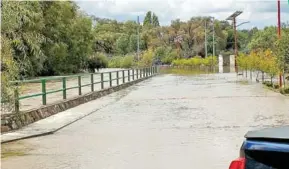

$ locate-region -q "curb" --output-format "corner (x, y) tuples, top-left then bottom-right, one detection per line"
(1, 106), (102, 144)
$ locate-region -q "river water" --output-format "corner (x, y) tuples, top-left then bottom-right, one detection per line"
(2, 70), (289, 169)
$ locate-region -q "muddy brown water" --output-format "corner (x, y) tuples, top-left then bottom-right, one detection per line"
(2, 71), (289, 169)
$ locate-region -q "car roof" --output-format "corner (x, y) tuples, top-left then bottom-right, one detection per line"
(245, 126), (289, 140)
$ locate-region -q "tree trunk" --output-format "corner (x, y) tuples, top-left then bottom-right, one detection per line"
(262, 72), (264, 82)
(256, 71), (260, 82)
(283, 71), (286, 87)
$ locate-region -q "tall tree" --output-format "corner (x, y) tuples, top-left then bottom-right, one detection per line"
(152, 13), (160, 27)
(116, 34), (129, 55)
(143, 11), (152, 27)
(2, 1), (45, 78)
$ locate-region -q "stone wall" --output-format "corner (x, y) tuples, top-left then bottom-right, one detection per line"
(1, 75), (156, 133)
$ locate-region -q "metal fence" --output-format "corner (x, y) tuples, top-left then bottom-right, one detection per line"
(5, 66), (159, 113)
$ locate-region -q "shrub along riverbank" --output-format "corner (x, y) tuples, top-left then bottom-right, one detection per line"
(263, 81), (289, 95)
(171, 56), (218, 67)
(237, 50), (289, 95)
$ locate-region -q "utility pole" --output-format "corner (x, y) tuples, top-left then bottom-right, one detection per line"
(205, 21), (208, 58)
(277, 0), (282, 87)
(213, 17), (215, 57)
(278, 0), (281, 38)
(137, 16), (140, 61)
(212, 17), (215, 72)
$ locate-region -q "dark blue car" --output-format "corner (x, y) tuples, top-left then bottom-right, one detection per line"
(229, 126), (289, 169)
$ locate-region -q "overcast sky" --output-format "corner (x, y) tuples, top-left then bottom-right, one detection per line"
(76, 0), (289, 29)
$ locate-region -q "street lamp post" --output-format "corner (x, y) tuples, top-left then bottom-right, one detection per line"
(205, 21), (208, 57)
(226, 11), (243, 73)
(137, 16), (140, 61)
(213, 17), (215, 57)
(277, 0), (283, 87)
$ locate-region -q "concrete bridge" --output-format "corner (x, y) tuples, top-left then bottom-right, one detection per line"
(2, 67), (289, 169)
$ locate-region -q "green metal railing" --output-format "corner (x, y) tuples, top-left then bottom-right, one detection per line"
(4, 66), (159, 113)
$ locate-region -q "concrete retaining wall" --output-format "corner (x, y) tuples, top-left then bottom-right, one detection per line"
(1, 75), (155, 133)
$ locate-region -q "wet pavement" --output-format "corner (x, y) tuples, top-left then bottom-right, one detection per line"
(2, 72), (289, 169)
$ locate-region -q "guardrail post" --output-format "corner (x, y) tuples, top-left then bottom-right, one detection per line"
(109, 72), (112, 87)
(132, 69), (135, 80)
(14, 84), (20, 113)
(122, 70), (125, 83)
(41, 79), (47, 105)
(101, 73), (104, 89)
(78, 76), (82, 95)
(128, 70), (130, 81)
(91, 74), (94, 92)
(62, 77), (66, 99)
(116, 71), (119, 85)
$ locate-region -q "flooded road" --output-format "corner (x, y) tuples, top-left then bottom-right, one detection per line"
(2, 72), (289, 169)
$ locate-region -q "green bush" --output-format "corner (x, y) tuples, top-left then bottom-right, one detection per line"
(280, 87), (289, 94)
(121, 55), (134, 68)
(108, 56), (122, 68)
(171, 56), (217, 67)
(108, 55), (135, 68)
(1, 36), (20, 111)
(262, 81), (273, 87)
(154, 46), (166, 61)
(138, 49), (154, 67)
(161, 49), (178, 64)
(273, 84), (280, 89)
(87, 53), (108, 72)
